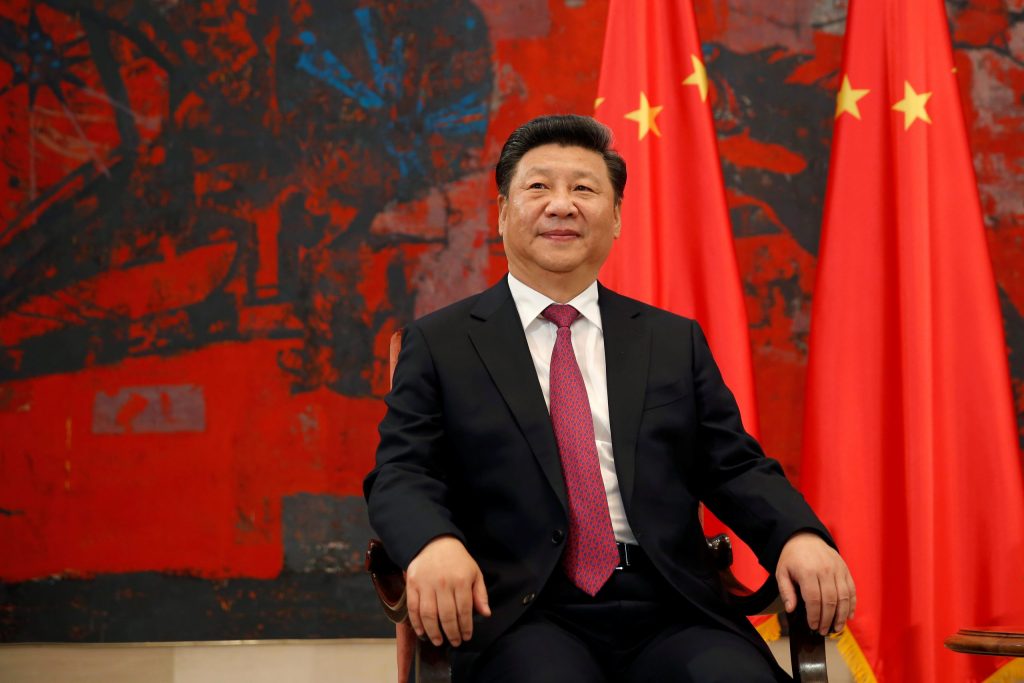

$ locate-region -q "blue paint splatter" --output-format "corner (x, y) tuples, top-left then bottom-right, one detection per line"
(354, 8), (405, 99)
(423, 92), (489, 135)
(296, 29), (384, 109)
(295, 8), (490, 183)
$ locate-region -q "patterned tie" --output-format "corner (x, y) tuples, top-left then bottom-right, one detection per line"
(542, 304), (619, 596)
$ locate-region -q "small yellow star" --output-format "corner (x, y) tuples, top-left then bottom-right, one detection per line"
(835, 75), (869, 120)
(594, 97), (605, 111)
(682, 54), (708, 102)
(624, 92), (664, 140)
(892, 81), (932, 130)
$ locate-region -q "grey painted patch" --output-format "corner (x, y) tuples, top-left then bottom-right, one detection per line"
(281, 493), (373, 575)
(476, 0), (551, 40)
(92, 385), (206, 434)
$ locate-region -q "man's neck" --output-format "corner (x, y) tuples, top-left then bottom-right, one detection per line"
(508, 268), (595, 304)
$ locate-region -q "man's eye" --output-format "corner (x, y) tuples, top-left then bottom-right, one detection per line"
(528, 182), (547, 190)
(574, 185), (594, 192)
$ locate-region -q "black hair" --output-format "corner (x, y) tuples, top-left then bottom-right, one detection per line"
(495, 114), (626, 203)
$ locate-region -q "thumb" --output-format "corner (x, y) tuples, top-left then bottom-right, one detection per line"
(472, 571), (491, 617)
(777, 568), (797, 613)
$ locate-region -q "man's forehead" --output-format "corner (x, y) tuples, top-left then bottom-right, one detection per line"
(514, 144), (607, 178)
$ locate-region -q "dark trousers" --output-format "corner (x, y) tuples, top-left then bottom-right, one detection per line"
(453, 558), (787, 683)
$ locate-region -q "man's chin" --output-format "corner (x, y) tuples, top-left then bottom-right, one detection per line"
(533, 261), (584, 275)
(528, 250), (587, 271)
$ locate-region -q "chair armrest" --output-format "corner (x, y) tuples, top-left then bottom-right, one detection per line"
(706, 534), (782, 614)
(787, 601), (828, 683)
(706, 534), (828, 682)
(366, 539), (451, 683)
(366, 538), (409, 624)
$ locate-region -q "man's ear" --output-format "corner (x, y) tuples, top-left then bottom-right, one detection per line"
(496, 194), (508, 236)
(612, 201), (622, 239)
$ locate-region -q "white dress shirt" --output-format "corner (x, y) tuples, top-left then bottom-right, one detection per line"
(506, 273), (637, 544)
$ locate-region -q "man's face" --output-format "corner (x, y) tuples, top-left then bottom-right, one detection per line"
(497, 144), (621, 289)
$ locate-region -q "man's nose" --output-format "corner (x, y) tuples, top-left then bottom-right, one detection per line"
(545, 189), (579, 217)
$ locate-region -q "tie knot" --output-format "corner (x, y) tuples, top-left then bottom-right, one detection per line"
(543, 304), (581, 329)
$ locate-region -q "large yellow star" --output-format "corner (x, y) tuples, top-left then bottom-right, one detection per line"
(624, 92), (664, 140)
(682, 54), (708, 102)
(835, 75), (869, 120)
(892, 81), (932, 130)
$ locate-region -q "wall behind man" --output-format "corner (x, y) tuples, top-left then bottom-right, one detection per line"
(1, 0), (1020, 641)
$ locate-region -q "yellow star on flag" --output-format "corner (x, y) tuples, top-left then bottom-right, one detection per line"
(594, 97), (605, 111)
(624, 92), (664, 140)
(892, 81), (932, 130)
(682, 54), (708, 102)
(835, 75), (869, 120)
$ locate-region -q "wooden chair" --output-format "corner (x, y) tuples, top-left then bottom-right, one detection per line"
(366, 330), (828, 682)
(366, 535), (826, 683)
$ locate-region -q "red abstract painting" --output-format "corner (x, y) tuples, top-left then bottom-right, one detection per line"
(1, 0), (1020, 641)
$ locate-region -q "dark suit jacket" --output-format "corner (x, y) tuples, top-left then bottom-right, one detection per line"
(363, 276), (831, 656)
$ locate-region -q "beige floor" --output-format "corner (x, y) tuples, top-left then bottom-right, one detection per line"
(0, 639), (397, 683)
(0, 637), (851, 682)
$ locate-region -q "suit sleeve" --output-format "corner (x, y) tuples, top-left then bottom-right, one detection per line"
(688, 321), (834, 571)
(363, 324), (466, 569)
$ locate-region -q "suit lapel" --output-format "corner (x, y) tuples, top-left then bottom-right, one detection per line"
(598, 283), (649, 514)
(468, 278), (568, 513)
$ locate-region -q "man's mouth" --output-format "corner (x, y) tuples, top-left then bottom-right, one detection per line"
(541, 229), (581, 241)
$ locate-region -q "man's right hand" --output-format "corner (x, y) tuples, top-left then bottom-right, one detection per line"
(405, 535), (491, 647)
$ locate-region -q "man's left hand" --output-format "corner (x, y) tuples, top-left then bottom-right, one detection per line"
(776, 532), (856, 635)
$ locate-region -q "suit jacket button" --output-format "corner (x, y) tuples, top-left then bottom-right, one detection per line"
(551, 529), (564, 544)
(521, 592), (536, 605)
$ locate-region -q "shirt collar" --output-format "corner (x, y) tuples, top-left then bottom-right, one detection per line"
(506, 273), (602, 331)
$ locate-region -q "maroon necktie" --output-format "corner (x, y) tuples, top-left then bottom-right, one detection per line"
(542, 304), (619, 596)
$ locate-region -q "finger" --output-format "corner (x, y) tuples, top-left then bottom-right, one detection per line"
(801, 576), (822, 632)
(819, 573), (838, 636)
(776, 568), (798, 613)
(437, 590), (462, 647)
(406, 585), (424, 638)
(834, 565), (855, 631)
(473, 572), (491, 618)
(454, 582), (473, 645)
(847, 572), (857, 620)
(419, 591), (443, 647)
(834, 584), (852, 633)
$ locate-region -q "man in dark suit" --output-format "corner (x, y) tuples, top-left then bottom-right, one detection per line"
(364, 115), (855, 682)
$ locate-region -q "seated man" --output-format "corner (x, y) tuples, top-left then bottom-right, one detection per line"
(363, 114), (855, 682)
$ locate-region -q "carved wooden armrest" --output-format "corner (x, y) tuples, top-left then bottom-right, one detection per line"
(365, 538), (409, 624)
(366, 539), (450, 683)
(706, 534), (828, 683)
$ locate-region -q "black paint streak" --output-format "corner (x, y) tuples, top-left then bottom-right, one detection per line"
(0, 571), (391, 642)
(999, 286), (1024, 452)
(281, 494), (374, 575)
(709, 44), (835, 256)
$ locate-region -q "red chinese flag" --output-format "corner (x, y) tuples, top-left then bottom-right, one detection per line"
(594, 0), (765, 587)
(802, 0), (1024, 680)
